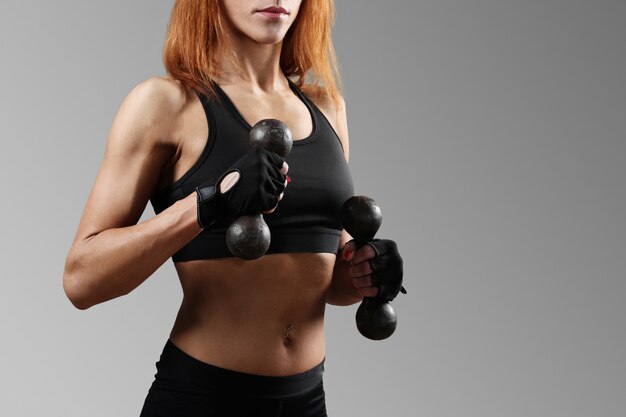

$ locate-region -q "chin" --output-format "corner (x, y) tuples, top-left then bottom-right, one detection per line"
(248, 29), (288, 45)
(255, 35), (286, 45)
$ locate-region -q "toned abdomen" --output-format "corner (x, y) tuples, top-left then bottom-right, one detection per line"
(169, 252), (336, 376)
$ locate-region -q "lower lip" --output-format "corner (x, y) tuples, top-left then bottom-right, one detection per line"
(258, 11), (288, 19)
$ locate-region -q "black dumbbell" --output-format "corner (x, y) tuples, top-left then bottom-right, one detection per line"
(341, 196), (402, 340)
(225, 119), (293, 260)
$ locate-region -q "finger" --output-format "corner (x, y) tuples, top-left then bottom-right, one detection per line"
(278, 191), (284, 201)
(280, 161), (289, 174)
(351, 244), (376, 265)
(352, 275), (373, 289)
(348, 261), (372, 278)
(268, 165), (286, 184)
(264, 149), (285, 168)
(371, 267), (400, 288)
(358, 286), (379, 298)
(268, 175), (286, 194)
(342, 239), (356, 261)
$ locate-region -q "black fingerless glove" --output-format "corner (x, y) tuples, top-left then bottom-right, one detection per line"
(195, 147), (286, 229)
(367, 238), (407, 302)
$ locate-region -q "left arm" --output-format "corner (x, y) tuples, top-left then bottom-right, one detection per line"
(322, 94), (405, 306)
(318, 93), (363, 306)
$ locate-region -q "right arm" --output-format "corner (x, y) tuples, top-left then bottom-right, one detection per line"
(63, 77), (202, 310)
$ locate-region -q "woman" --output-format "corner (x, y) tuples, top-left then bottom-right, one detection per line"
(63, 1), (404, 416)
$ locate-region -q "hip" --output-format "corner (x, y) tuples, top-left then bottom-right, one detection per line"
(140, 338), (328, 417)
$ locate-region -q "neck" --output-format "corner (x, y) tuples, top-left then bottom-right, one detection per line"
(215, 28), (289, 94)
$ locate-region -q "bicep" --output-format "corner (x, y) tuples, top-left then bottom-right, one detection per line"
(335, 95), (352, 249)
(306, 91), (352, 251)
(335, 97), (352, 250)
(73, 79), (175, 243)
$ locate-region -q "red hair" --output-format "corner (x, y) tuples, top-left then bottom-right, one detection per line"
(163, 0), (342, 107)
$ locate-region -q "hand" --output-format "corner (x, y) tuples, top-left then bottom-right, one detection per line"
(219, 147), (288, 215)
(342, 238), (406, 301)
(195, 147), (289, 228)
(263, 160), (289, 214)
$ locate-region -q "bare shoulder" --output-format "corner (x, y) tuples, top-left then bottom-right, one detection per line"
(301, 85), (349, 162)
(139, 76), (190, 107)
(121, 76), (191, 144)
(71, 76), (191, 243)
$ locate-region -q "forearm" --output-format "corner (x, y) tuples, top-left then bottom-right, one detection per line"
(326, 257), (364, 306)
(64, 192), (201, 309)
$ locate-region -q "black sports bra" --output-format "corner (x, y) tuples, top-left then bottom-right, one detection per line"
(149, 78), (355, 262)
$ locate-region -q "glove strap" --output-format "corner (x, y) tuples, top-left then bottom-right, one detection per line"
(195, 171), (233, 229)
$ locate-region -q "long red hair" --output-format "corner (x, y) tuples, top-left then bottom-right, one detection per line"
(163, 0), (342, 106)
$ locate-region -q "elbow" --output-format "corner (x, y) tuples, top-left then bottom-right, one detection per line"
(63, 273), (93, 310)
(326, 294), (363, 307)
(63, 259), (94, 310)
(325, 287), (364, 306)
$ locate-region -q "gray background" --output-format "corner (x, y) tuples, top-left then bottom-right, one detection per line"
(1, 1), (625, 416)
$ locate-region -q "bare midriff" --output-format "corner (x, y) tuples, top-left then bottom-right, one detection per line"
(169, 251), (336, 376)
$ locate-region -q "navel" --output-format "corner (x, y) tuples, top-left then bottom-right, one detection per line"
(282, 324), (295, 347)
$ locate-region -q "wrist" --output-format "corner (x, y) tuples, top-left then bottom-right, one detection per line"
(171, 192), (204, 234)
(195, 183), (226, 229)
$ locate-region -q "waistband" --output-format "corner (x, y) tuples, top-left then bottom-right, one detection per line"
(154, 338), (325, 399)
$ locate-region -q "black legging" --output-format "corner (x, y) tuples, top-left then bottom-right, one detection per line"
(139, 338), (328, 417)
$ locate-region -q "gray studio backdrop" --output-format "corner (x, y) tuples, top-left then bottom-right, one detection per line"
(1, 1), (625, 416)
